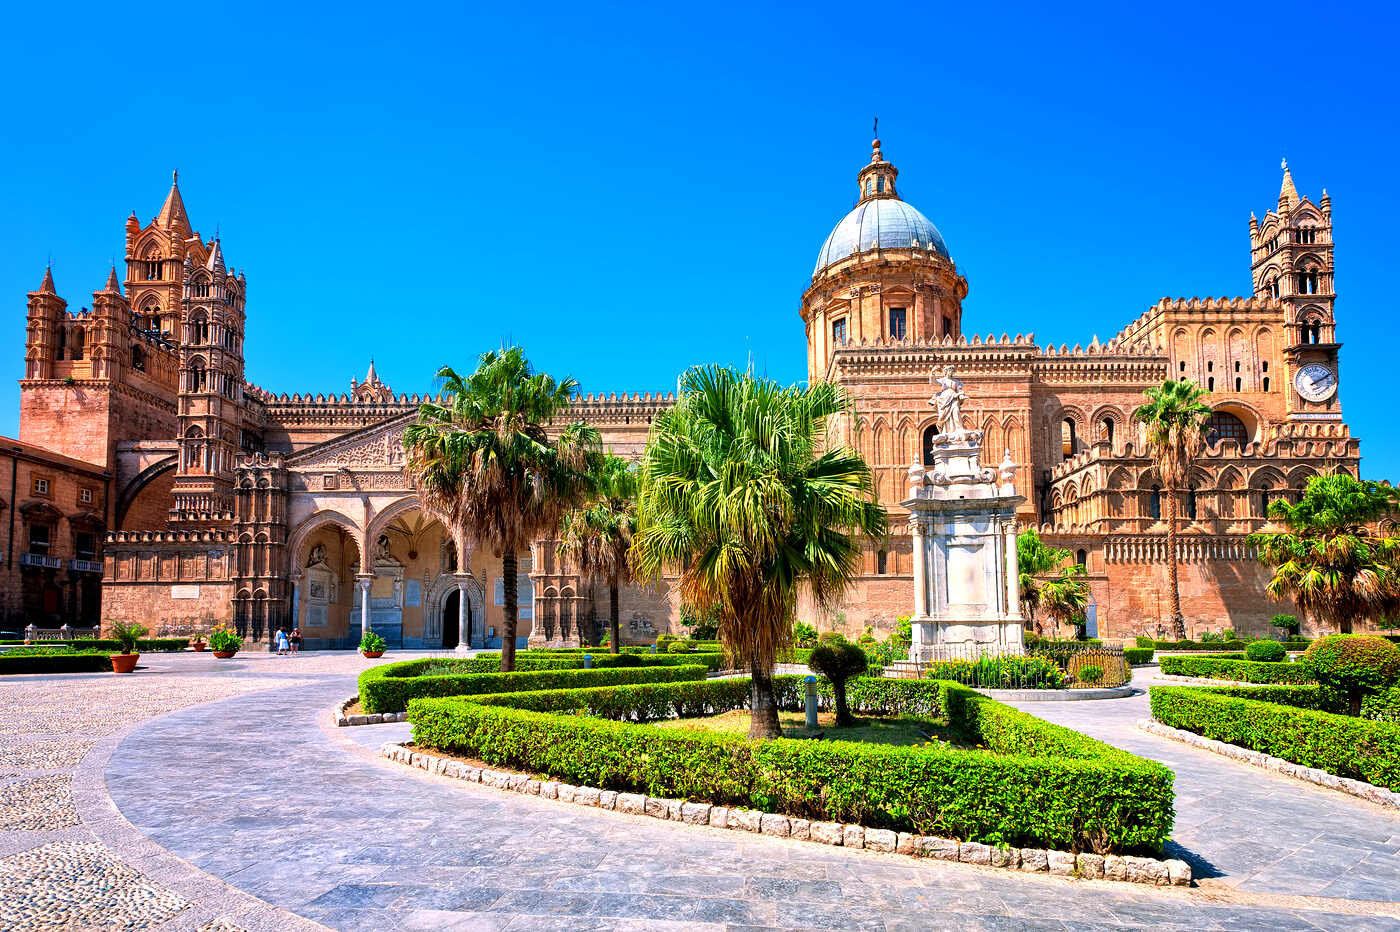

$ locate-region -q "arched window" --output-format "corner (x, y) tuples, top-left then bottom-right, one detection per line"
(922, 425), (940, 466)
(1304, 321), (1321, 344)
(865, 179), (872, 196)
(1204, 411), (1249, 446)
(1149, 487), (1162, 522)
(145, 260), (161, 281)
(1263, 377), (1271, 392)
(131, 345), (146, 372)
(1187, 486), (1198, 521)
(70, 327), (85, 361)
(1076, 549), (1087, 568)
(1100, 417), (1115, 446)
(56, 326), (67, 360)
(1234, 377), (1242, 391)
(1061, 419), (1076, 461)
(876, 549), (888, 575)
(876, 176), (885, 193)
(1207, 376), (1215, 391)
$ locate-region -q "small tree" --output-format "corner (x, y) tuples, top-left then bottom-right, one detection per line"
(1040, 564), (1090, 639)
(111, 620), (148, 655)
(1304, 634), (1400, 716)
(807, 633), (868, 727)
(1017, 529), (1073, 637)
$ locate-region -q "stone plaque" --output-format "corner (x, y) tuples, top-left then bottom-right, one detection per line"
(406, 579), (421, 607)
(306, 604), (328, 628)
(171, 585), (200, 600)
(945, 544), (985, 605)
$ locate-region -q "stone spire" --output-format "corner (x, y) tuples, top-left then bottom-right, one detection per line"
(206, 238), (225, 272)
(156, 170), (191, 234)
(365, 358), (378, 384)
(103, 265), (122, 293)
(39, 265), (56, 294)
(1279, 159), (1298, 209)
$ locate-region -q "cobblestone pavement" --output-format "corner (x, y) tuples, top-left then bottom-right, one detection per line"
(1006, 667), (1400, 903)
(101, 657), (1400, 932)
(0, 649), (448, 932)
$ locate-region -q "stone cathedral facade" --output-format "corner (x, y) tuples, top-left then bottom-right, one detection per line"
(4, 145), (1366, 645)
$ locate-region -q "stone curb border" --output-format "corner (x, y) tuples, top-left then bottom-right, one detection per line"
(335, 696), (407, 727)
(1137, 719), (1400, 812)
(377, 740), (1191, 888)
(976, 685), (1136, 702)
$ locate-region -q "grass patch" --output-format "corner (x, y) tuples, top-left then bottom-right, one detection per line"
(654, 709), (974, 748)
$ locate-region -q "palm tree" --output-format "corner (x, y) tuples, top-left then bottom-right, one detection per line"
(1249, 474), (1400, 635)
(1017, 528), (1073, 636)
(632, 366), (888, 739)
(403, 347), (598, 672)
(1040, 564), (1090, 639)
(558, 453), (638, 653)
(1133, 379), (1212, 640)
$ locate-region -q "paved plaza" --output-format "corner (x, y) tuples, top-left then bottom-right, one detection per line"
(3, 653), (1400, 931)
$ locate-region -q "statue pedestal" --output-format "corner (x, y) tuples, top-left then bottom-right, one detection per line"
(903, 431), (1026, 660)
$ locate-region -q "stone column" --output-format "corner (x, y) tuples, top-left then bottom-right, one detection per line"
(356, 574), (375, 639)
(289, 574), (302, 630)
(1003, 520), (1022, 622)
(455, 572), (473, 652)
(911, 514), (928, 619)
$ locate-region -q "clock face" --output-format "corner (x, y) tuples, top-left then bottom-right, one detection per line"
(1294, 364), (1337, 402)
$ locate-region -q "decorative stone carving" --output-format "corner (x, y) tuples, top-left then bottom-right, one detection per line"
(930, 365), (967, 438)
(307, 544), (327, 567)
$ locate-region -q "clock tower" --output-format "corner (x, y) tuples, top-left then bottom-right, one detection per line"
(1249, 160), (1341, 422)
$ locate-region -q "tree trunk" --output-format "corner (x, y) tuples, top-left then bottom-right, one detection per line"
(1348, 688), (1362, 717)
(833, 680), (852, 728)
(501, 548), (518, 673)
(748, 657), (781, 740)
(609, 581), (620, 654)
(1166, 487), (1186, 640)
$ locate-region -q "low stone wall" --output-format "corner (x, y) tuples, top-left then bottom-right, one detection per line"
(379, 740), (1191, 887)
(335, 696), (407, 727)
(1138, 719), (1399, 811)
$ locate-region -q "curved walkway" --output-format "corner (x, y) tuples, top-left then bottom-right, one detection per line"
(98, 659), (1400, 932)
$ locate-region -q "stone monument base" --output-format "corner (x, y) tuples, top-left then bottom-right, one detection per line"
(909, 619), (1026, 662)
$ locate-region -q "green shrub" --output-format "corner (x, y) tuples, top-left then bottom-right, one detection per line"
(1076, 664), (1104, 685)
(1124, 648), (1155, 665)
(923, 654), (1068, 689)
(1159, 654), (1313, 684)
(1134, 636), (1155, 648)
(1150, 684), (1400, 791)
(1363, 686), (1400, 723)
(1303, 634), (1400, 716)
(410, 676), (1174, 853)
(358, 660), (707, 713)
(0, 650), (113, 674)
(806, 639), (868, 726)
(475, 651), (729, 673)
(656, 634), (677, 649)
(792, 622), (818, 649)
(209, 623), (242, 653)
(1245, 640), (1287, 663)
(360, 631), (386, 652)
(666, 640), (694, 654)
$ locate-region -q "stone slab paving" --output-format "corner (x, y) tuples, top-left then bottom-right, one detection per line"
(103, 661), (1400, 931)
(1006, 667), (1400, 903)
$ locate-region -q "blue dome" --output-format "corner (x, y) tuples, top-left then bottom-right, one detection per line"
(813, 199), (950, 276)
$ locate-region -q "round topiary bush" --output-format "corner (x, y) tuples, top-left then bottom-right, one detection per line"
(807, 639), (868, 727)
(1303, 634), (1400, 716)
(1245, 640), (1287, 663)
(666, 639), (694, 654)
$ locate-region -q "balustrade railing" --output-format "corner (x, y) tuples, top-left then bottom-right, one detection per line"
(19, 553), (63, 569)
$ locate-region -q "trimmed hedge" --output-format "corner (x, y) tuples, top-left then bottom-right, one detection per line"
(0, 650), (113, 674)
(1151, 684), (1400, 791)
(1124, 648), (1155, 665)
(475, 651), (730, 672)
(1154, 640), (1248, 652)
(410, 675), (1174, 854)
(1158, 654), (1315, 684)
(358, 660), (707, 713)
(0, 638), (191, 652)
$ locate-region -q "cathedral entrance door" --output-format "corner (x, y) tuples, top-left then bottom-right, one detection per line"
(443, 591), (460, 650)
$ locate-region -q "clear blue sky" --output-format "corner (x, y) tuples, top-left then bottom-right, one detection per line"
(2, 3), (1397, 475)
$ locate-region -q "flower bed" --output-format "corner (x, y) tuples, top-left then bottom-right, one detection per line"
(409, 676), (1174, 854)
(357, 659), (708, 713)
(1150, 684), (1400, 791)
(0, 648), (114, 674)
(1158, 654), (1315, 684)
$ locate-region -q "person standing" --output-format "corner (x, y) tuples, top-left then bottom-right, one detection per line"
(290, 627), (301, 656)
(276, 628), (289, 656)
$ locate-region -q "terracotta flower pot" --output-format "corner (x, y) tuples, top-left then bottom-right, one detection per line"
(110, 653), (139, 674)
(212, 650), (238, 659)
(190, 641), (207, 652)
(362, 650), (385, 658)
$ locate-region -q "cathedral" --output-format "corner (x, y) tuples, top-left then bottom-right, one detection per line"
(3, 142), (1363, 646)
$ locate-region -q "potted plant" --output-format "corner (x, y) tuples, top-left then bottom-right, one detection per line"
(360, 631), (386, 658)
(189, 633), (208, 652)
(110, 619), (148, 674)
(209, 622), (242, 659)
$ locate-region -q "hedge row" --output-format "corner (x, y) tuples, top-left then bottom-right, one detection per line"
(0, 651), (114, 674)
(1363, 687), (1400, 723)
(1124, 648), (1155, 665)
(1158, 654), (1315, 684)
(0, 638), (191, 652)
(1150, 685), (1400, 791)
(358, 660), (707, 713)
(475, 651), (730, 672)
(409, 676), (1174, 854)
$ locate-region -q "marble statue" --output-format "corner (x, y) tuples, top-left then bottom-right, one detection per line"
(375, 534), (392, 562)
(930, 365), (966, 437)
(307, 544), (327, 567)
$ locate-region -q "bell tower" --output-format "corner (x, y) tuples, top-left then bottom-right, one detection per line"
(1248, 160), (1340, 421)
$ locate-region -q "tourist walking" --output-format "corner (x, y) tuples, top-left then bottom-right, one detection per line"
(290, 627), (301, 656)
(276, 628), (290, 656)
